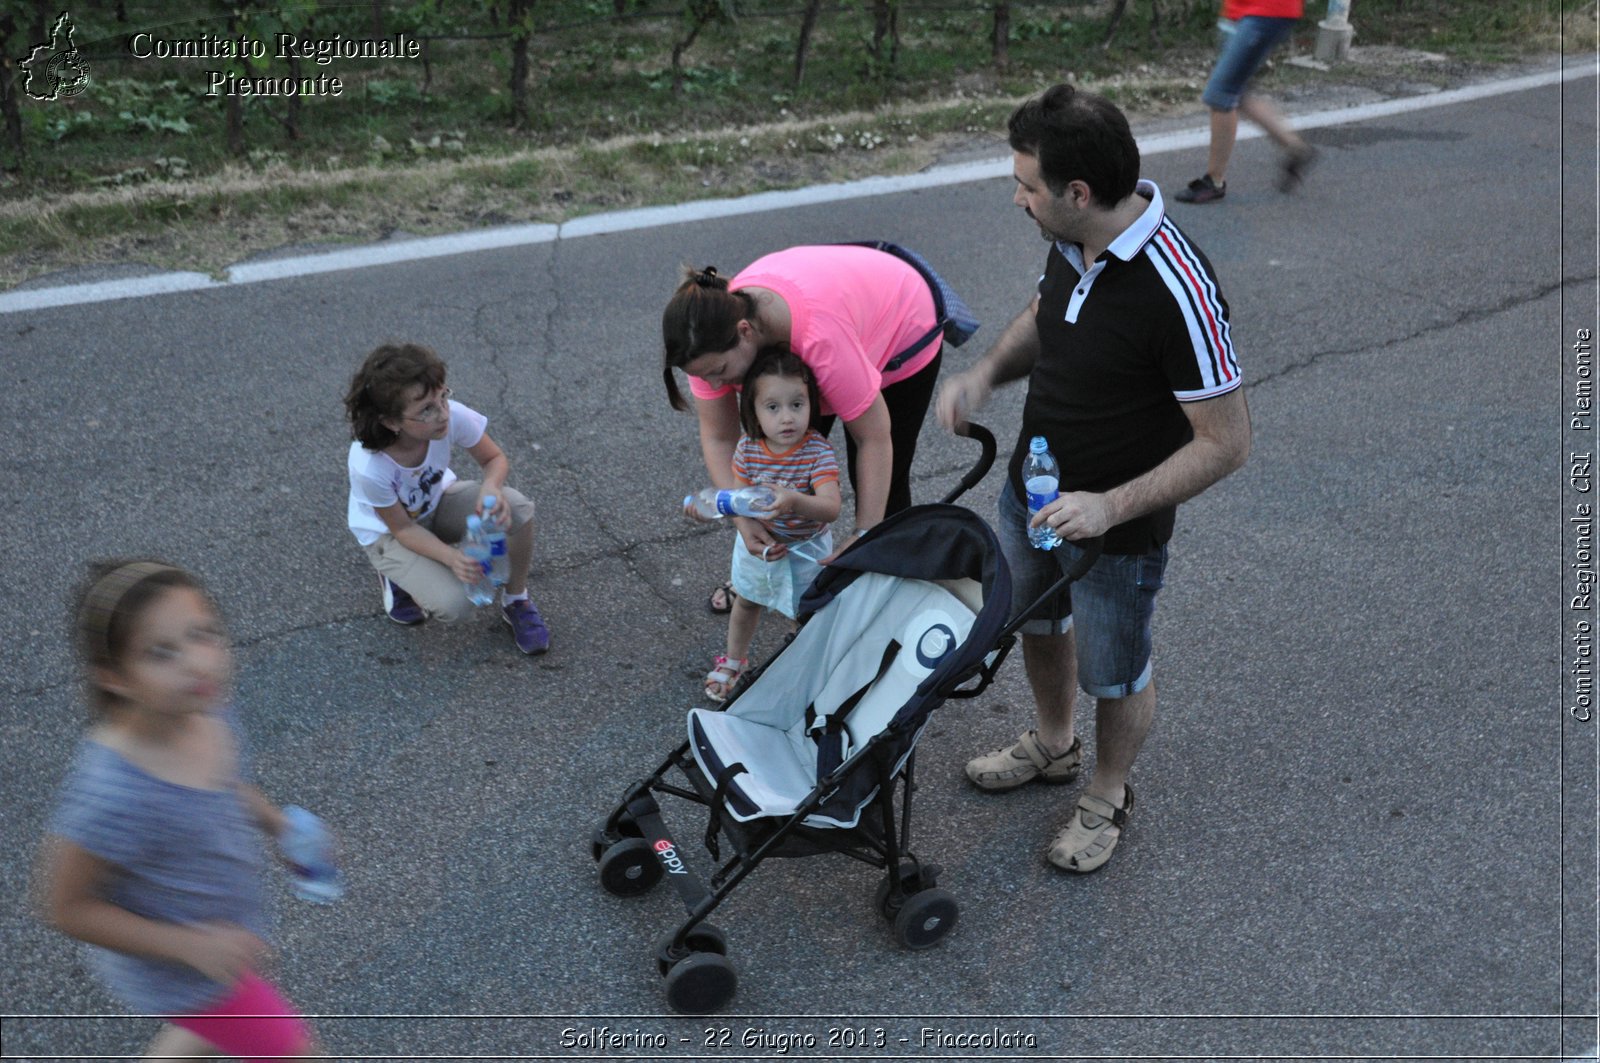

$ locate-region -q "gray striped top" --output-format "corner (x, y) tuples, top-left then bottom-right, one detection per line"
(48, 719), (268, 1015)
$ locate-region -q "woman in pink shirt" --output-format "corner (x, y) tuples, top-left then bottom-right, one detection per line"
(662, 245), (948, 607)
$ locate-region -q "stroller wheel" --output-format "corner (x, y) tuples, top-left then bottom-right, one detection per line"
(893, 888), (958, 950)
(664, 952), (738, 1015)
(590, 825), (613, 862)
(874, 861), (940, 920)
(653, 923), (729, 976)
(597, 838), (663, 897)
(589, 811), (642, 861)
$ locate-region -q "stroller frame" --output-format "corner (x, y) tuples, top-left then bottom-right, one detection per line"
(590, 425), (1102, 1014)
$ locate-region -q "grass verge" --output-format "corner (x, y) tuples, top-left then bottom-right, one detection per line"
(0, 0), (1589, 290)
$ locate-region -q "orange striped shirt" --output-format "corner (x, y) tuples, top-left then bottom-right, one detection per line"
(732, 430), (839, 542)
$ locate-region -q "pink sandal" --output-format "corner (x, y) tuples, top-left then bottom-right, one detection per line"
(704, 655), (748, 703)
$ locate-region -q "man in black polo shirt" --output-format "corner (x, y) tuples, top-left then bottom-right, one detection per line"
(937, 84), (1251, 873)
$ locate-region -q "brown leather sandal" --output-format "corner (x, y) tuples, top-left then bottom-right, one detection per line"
(965, 731), (1082, 791)
(1047, 785), (1134, 874)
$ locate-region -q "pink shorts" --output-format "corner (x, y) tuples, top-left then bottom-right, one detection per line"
(170, 970), (313, 1061)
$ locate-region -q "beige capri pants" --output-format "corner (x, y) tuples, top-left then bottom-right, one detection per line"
(362, 480), (536, 622)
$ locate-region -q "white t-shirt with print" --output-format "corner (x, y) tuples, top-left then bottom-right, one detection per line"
(346, 399), (488, 546)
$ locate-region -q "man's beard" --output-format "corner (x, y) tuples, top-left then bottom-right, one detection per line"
(1027, 209), (1066, 242)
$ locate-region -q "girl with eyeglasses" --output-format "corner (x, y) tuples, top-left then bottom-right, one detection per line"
(342, 343), (550, 654)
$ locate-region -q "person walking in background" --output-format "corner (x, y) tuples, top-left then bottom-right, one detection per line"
(37, 560), (325, 1061)
(688, 347), (841, 701)
(938, 84), (1251, 872)
(661, 242), (965, 613)
(1174, 0), (1317, 204)
(344, 342), (550, 654)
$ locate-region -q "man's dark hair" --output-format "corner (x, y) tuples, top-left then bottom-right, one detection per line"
(1008, 84), (1140, 208)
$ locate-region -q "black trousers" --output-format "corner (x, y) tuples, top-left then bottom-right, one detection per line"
(815, 348), (942, 520)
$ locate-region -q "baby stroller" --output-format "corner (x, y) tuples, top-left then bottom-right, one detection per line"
(588, 425), (1100, 1014)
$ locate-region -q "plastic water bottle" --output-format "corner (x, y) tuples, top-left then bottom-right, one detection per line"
(684, 485), (779, 519)
(461, 516), (497, 606)
(479, 494), (509, 586)
(1023, 436), (1062, 551)
(280, 805), (344, 904)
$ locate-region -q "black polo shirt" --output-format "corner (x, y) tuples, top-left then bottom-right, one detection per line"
(1006, 182), (1241, 554)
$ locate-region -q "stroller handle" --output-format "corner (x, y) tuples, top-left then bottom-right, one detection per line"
(998, 534), (1105, 643)
(938, 422), (997, 505)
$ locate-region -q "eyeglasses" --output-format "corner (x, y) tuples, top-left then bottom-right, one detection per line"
(403, 388), (453, 423)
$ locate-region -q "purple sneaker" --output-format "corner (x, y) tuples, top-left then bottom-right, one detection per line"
(380, 576), (425, 626)
(501, 598), (550, 655)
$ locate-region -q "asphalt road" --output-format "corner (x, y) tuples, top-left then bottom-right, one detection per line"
(1, 65), (1596, 1062)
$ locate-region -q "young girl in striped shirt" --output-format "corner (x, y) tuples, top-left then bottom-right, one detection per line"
(700, 348), (842, 701)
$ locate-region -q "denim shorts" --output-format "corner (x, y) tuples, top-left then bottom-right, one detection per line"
(1202, 16), (1296, 111)
(997, 482), (1167, 698)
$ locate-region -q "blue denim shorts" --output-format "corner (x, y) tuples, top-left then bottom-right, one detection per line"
(997, 482), (1167, 698)
(1202, 16), (1296, 111)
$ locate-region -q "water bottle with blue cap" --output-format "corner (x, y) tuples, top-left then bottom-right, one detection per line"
(1023, 436), (1062, 551)
(461, 516), (497, 605)
(479, 494), (509, 585)
(685, 485), (779, 520)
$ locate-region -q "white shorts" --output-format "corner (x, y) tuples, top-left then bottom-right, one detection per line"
(729, 530), (833, 620)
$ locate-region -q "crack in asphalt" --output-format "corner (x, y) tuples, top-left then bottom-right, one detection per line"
(543, 225), (700, 616)
(464, 227), (694, 617)
(472, 297), (522, 437)
(3, 608), (381, 701)
(1249, 273), (1594, 389)
(0, 514), (729, 702)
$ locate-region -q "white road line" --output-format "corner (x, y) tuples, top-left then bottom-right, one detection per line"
(0, 270), (222, 312)
(2, 62), (1592, 316)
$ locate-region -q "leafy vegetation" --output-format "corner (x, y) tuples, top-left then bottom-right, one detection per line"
(0, 0), (1584, 285)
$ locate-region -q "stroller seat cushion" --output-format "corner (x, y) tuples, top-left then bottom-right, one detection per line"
(688, 709), (819, 817)
(689, 575), (978, 827)
(826, 603), (967, 746)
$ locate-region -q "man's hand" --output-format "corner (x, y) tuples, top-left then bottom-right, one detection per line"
(1033, 491), (1117, 542)
(936, 370), (992, 432)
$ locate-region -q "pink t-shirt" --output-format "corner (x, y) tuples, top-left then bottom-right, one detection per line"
(687, 245), (939, 421)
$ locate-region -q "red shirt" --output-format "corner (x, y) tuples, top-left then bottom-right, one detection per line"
(1223, 0), (1302, 18)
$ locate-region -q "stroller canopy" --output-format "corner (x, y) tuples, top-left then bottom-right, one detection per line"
(800, 501), (1011, 685)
